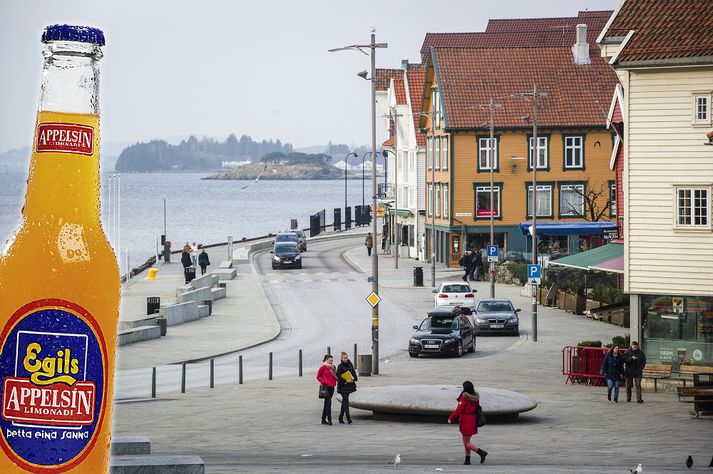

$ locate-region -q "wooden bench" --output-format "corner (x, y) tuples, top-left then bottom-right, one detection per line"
(676, 386), (713, 418)
(675, 365), (713, 387)
(642, 364), (672, 392)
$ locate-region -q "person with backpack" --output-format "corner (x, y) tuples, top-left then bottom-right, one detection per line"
(448, 380), (488, 465)
(600, 346), (625, 402)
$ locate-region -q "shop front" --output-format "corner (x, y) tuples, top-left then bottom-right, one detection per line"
(641, 295), (713, 366)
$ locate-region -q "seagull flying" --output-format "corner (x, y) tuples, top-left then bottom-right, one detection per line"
(240, 164), (268, 189)
(686, 455), (693, 469)
(388, 454), (401, 466)
(629, 464), (642, 473)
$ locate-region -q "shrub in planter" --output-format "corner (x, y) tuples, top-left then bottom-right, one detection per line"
(578, 340), (603, 347)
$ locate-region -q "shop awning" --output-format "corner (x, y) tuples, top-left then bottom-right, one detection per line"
(549, 243), (624, 274)
(388, 208), (414, 218)
(518, 221), (617, 236)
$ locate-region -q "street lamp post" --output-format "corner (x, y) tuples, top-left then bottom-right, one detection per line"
(329, 29), (387, 375)
(418, 113), (437, 288)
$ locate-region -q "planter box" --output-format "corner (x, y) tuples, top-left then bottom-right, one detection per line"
(565, 293), (586, 314)
(586, 299), (603, 312)
(557, 291), (567, 310)
(611, 308), (630, 327)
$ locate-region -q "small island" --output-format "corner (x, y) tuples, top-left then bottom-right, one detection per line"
(204, 151), (357, 180)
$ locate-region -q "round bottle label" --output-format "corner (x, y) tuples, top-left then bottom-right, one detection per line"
(0, 299), (107, 472)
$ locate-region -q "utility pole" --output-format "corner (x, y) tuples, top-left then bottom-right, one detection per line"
(515, 84), (547, 342)
(480, 97), (502, 299)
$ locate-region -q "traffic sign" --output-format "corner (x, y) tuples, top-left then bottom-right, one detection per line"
(366, 291), (381, 308)
(487, 245), (499, 262)
(527, 264), (541, 285)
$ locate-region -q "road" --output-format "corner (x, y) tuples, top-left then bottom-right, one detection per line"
(114, 235), (517, 399)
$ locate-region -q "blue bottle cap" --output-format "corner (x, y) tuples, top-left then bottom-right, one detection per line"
(42, 25), (105, 46)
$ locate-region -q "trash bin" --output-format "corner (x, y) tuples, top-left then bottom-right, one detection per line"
(184, 266), (196, 284)
(693, 372), (713, 414)
(413, 266), (424, 287)
(357, 354), (372, 376)
(146, 297), (160, 316)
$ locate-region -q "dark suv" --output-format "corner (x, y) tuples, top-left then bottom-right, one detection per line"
(271, 242), (302, 269)
(409, 306), (476, 358)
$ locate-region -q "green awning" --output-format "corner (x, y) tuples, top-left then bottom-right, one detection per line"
(388, 208), (413, 218)
(548, 243), (624, 274)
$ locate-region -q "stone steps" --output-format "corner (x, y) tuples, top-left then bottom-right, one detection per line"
(118, 325), (161, 346)
(111, 436), (151, 456)
(110, 436), (204, 474)
(119, 315), (158, 331)
(213, 267), (237, 280)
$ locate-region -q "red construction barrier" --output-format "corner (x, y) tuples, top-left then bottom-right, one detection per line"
(562, 346), (609, 386)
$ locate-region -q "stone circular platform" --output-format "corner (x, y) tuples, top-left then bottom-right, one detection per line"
(345, 385), (537, 421)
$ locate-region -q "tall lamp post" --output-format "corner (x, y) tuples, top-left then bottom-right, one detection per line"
(330, 29), (387, 375)
(419, 114), (437, 288)
(344, 152), (358, 219)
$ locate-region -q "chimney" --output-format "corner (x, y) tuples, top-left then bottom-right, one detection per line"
(571, 24), (591, 65)
(401, 59), (409, 71)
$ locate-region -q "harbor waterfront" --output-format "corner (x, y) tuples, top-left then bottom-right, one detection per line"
(0, 171), (371, 268)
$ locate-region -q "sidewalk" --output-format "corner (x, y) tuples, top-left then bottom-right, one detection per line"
(117, 244), (280, 370)
(113, 238), (711, 472)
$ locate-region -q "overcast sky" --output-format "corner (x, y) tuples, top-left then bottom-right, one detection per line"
(0, 0), (618, 153)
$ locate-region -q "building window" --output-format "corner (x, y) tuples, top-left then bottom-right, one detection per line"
(528, 136), (549, 169)
(443, 184), (449, 218)
(427, 138), (433, 169)
(432, 88), (442, 129)
(675, 186), (710, 228)
(398, 151), (405, 170)
(442, 137), (448, 170)
(409, 188), (415, 208)
(694, 94), (710, 123)
(475, 185), (501, 218)
(609, 181), (617, 217)
(427, 184), (433, 216)
(435, 184), (441, 217)
(478, 137), (498, 171)
(435, 137), (441, 170)
(559, 183), (585, 217)
(527, 184), (553, 217)
(563, 136), (584, 169)
(408, 151), (415, 170)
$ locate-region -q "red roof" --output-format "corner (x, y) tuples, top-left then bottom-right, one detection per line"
(430, 46), (619, 129)
(382, 136), (395, 147)
(393, 78), (407, 106)
(406, 65), (427, 146)
(603, 0), (713, 64)
(420, 12), (611, 61)
(375, 68), (403, 92)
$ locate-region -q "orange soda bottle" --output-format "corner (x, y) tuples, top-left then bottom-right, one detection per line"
(0, 25), (119, 473)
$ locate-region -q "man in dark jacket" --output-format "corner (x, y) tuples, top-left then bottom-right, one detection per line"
(336, 352), (358, 424)
(469, 249), (483, 281)
(460, 251), (471, 282)
(623, 341), (647, 403)
(198, 247), (210, 275)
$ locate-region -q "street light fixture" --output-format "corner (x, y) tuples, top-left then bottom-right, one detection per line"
(330, 29), (387, 375)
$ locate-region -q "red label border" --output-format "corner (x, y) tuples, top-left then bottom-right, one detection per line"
(36, 122), (95, 156)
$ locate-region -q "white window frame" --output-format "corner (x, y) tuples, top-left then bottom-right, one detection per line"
(427, 137), (433, 170)
(435, 184), (441, 217)
(475, 185), (501, 218)
(564, 136), (584, 169)
(409, 187), (416, 208)
(527, 184), (553, 217)
(609, 182), (617, 217)
(442, 137), (448, 170)
(398, 150), (405, 170)
(478, 137), (498, 170)
(528, 136), (548, 169)
(432, 88), (442, 129)
(674, 185), (711, 230)
(435, 137), (442, 170)
(559, 183), (585, 217)
(693, 93), (711, 124)
(427, 184), (433, 216)
(443, 184), (449, 218)
(408, 151), (416, 170)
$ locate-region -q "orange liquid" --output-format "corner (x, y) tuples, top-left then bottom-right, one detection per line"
(0, 111), (119, 473)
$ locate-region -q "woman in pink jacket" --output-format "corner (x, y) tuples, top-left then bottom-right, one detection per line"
(448, 381), (488, 465)
(316, 354), (338, 425)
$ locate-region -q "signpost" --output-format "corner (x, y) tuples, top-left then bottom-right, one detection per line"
(366, 291), (381, 308)
(487, 245), (499, 262)
(527, 264), (542, 285)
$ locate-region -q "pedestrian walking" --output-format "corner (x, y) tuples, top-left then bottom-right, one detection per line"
(181, 244), (193, 283)
(600, 346), (625, 402)
(365, 232), (374, 257)
(623, 341), (647, 403)
(469, 249), (483, 281)
(459, 251), (471, 282)
(198, 246), (210, 275)
(448, 381), (488, 465)
(336, 352), (358, 424)
(316, 354), (338, 425)
(190, 241), (198, 267)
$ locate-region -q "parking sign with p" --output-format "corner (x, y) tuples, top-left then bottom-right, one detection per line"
(527, 264), (541, 285)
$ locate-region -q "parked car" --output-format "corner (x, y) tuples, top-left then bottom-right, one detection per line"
(275, 231), (299, 245)
(433, 281), (476, 308)
(473, 299), (520, 336)
(271, 242), (302, 269)
(409, 306), (476, 358)
(283, 229), (307, 251)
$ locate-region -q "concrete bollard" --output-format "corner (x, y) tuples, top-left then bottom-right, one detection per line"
(181, 363), (186, 393)
(327, 346), (331, 357)
(210, 359), (215, 389)
(299, 349), (303, 377)
(353, 344), (358, 371)
(239, 355), (243, 385)
(269, 352), (273, 381)
(151, 367), (156, 399)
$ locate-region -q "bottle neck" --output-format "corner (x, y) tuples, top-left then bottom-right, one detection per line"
(24, 41), (103, 223)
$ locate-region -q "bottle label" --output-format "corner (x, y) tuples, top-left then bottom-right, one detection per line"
(36, 123), (94, 156)
(0, 299), (107, 472)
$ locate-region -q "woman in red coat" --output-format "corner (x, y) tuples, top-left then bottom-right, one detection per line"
(448, 381), (488, 465)
(316, 354), (338, 425)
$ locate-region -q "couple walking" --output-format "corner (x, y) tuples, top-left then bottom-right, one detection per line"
(316, 353), (358, 425)
(459, 249), (482, 282)
(600, 341), (647, 403)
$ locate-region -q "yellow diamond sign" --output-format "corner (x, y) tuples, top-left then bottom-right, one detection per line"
(366, 291), (381, 308)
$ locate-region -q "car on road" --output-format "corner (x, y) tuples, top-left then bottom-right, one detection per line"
(271, 242), (302, 269)
(275, 231), (299, 245)
(433, 282), (476, 308)
(283, 229), (307, 251)
(472, 298), (520, 336)
(409, 306), (476, 358)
